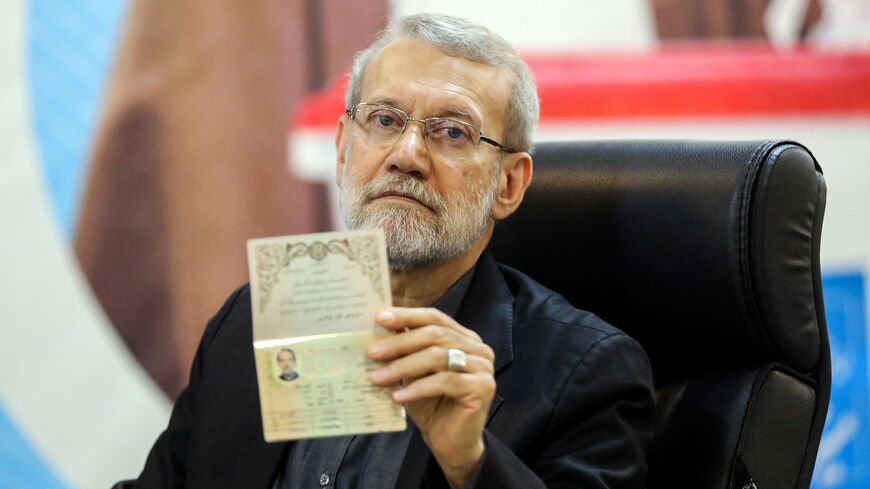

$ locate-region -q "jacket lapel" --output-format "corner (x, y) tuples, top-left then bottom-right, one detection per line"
(457, 250), (515, 376)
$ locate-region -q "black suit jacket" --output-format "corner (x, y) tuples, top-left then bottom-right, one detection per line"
(133, 251), (654, 488)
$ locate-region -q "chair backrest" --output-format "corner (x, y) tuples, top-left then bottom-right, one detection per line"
(490, 140), (830, 489)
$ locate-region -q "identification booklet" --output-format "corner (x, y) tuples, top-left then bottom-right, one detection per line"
(247, 229), (406, 442)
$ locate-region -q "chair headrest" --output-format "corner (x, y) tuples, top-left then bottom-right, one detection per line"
(490, 140), (827, 383)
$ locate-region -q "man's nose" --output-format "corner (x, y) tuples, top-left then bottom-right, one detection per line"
(384, 121), (431, 178)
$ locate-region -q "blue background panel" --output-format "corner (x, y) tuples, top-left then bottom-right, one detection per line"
(26, 0), (127, 236)
(0, 404), (68, 489)
(813, 273), (870, 489)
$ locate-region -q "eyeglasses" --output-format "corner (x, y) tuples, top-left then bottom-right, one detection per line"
(345, 103), (513, 159)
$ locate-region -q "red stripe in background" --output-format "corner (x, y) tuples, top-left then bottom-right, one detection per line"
(293, 44), (870, 129)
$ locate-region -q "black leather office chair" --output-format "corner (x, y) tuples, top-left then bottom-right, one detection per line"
(490, 140), (830, 489)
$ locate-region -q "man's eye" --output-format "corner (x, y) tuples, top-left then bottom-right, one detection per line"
(369, 112), (399, 127)
(446, 127), (466, 139)
(431, 121), (471, 142)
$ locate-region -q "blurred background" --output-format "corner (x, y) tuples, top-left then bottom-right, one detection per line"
(1, 0), (868, 487)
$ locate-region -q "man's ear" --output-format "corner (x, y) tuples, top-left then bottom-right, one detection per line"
(335, 115), (350, 188)
(491, 151), (533, 221)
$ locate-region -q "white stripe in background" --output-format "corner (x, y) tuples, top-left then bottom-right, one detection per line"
(0, 1), (170, 487)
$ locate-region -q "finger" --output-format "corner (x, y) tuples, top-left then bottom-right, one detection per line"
(367, 325), (495, 362)
(371, 347), (493, 385)
(376, 308), (482, 341)
(368, 325), (469, 358)
(392, 370), (496, 406)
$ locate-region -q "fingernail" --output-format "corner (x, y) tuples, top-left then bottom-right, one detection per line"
(377, 310), (396, 323)
(392, 389), (408, 402)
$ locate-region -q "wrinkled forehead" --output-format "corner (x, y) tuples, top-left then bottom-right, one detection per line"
(360, 39), (512, 133)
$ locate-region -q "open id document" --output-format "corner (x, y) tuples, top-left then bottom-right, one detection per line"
(247, 229), (406, 442)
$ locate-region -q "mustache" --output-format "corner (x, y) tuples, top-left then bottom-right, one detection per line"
(363, 174), (447, 214)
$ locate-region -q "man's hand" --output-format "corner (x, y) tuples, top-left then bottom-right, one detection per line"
(367, 307), (496, 488)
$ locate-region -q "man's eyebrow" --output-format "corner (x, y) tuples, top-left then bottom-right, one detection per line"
(368, 97), (401, 107)
(435, 107), (481, 126)
(365, 98), (482, 126)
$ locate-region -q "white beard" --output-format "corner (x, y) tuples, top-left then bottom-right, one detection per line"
(339, 165), (499, 271)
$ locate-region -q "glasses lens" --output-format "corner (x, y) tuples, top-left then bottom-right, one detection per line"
(353, 104), (405, 146)
(424, 118), (480, 159)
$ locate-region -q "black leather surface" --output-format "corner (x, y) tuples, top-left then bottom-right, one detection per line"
(490, 140), (831, 489)
(750, 146), (826, 372)
(491, 140), (825, 381)
(646, 365), (817, 489)
(647, 367), (761, 489)
(741, 368), (816, 489)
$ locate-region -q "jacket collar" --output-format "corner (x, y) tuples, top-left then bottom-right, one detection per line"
(457, 249), (515, 374)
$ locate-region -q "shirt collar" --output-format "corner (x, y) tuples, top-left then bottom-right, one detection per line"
(430, 264), (476, 319)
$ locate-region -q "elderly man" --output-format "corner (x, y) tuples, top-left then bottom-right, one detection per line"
(132, 13), (654, 489)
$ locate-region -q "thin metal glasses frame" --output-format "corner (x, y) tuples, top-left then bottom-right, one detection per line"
(345, 102), (513, 153)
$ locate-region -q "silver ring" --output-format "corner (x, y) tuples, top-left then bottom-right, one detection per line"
(446, 348), (467, 372)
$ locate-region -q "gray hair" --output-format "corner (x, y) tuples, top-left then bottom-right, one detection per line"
(345, 13), (539, 153)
